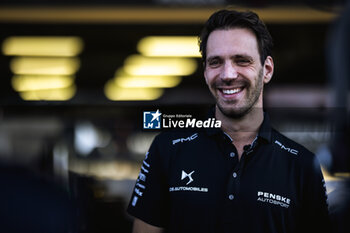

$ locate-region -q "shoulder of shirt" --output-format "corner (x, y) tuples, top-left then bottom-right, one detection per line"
(271, 128), (315, 161)
(271, 128), (324, 180)
(148, 129), (204, 168)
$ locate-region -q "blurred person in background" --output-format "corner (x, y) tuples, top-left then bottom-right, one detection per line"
(127, 9), (330, 233)
(0, 161), (77, 233)
(325, 1), (350, 233)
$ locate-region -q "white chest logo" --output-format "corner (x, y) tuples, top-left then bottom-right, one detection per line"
(172, 133), (198, 145)
(257, 191), (291, 208)
(181, 170), (194, 185)
(274, 140), (298, 155)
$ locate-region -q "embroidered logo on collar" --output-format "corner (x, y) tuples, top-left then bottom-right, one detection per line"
(181, 170), (194, 185)
(172, 133), (198, 145)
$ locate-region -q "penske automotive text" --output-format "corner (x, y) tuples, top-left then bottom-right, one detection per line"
(257, 191), (291, 208)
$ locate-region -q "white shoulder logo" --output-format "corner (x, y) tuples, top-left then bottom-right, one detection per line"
(172, 133), (198, 145)
(274, 140), (298, 155)
(181, 170), (195, 185)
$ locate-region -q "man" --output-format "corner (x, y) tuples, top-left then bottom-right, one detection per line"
(127, 9), (330, 233)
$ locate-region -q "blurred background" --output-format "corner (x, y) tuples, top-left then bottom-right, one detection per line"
(0, 0), (349, 233)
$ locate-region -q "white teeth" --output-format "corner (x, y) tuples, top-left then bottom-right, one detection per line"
(223, 88), (240, 94)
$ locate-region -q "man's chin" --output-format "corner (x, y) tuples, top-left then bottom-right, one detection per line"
(217, 105), (251, 119)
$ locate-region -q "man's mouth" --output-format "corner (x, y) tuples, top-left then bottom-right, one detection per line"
(221, 88), (242, 95)
(219, 86), (244, 96)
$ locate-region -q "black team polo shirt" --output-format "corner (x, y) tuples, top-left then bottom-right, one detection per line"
(127, 113), (330, 233)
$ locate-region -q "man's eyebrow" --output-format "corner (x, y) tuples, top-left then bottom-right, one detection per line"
(206, 56), (221, 61)
(206, 54), (254, 61)
(232, 54), (254, 61)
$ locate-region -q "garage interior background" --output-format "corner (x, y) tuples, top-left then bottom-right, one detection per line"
(0, 0), (349, 233)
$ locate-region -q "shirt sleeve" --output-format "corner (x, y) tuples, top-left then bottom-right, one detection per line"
(300, 154), (331, 233)
(127, 135), (170, 227)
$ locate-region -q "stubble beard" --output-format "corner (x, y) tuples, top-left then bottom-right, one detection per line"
(216, 69), (264, 119)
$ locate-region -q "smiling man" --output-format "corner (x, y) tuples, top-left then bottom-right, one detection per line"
(127, 9), (330, 233)
(203, 25), (273, 158)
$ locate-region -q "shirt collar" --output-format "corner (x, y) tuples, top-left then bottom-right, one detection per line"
(258, 112), (272, 143)
(205, 107), (272, 143)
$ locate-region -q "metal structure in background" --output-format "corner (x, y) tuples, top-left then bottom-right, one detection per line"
(327, 1), (350, 173)
(0, 0), (347, 6)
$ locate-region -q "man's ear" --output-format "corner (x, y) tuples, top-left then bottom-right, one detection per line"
(263, 56), (274, 84)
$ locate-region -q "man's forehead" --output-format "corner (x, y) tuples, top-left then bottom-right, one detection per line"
(206, 28), (259, 57)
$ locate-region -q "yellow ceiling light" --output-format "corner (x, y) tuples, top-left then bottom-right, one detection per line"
(19, 85), (76, 101)
(104, 80), (163, 101)
(10, 57), (80, 75)
(2, 36), (83, 57)
(123, 55), (197, 76)
(138, 36), (201, 57)
(12, 75), (75, 92)
(114, 75), (181, 88)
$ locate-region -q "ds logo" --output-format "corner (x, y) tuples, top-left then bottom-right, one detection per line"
(143, 110), (162, 129)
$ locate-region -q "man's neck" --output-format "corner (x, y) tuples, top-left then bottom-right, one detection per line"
(215, 106), (264, 157)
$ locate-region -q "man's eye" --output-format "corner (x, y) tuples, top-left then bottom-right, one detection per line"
(208, 59), (221, 67)
(236, 59), (250, 66)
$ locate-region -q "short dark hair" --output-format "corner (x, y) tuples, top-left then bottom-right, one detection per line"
(199, 9), (273, 66)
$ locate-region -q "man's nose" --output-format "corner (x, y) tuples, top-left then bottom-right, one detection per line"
(221, 62), (239, 80)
